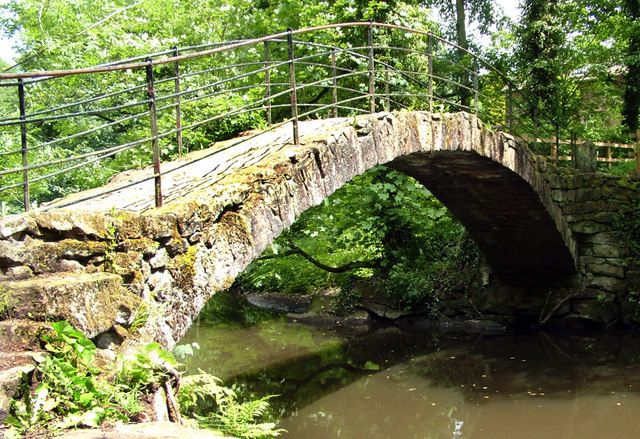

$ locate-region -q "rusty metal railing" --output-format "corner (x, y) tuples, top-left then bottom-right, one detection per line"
(0, 22), (633, 214)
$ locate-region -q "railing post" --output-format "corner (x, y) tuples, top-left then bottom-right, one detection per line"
(286, 29), (299, 145)
(606, 144), (612, 169)
(384, 68), (390, 112)
(367, 21), (375, 114)
(472, 59), (479, 115)
(264, 40), (272, 126)
(427, 34), (433, 113)
(172, 46), (183, 158)
(17, 79), (30, 212)
(145, 58), (162, 208)
(331, 49), (338, 118)
(506, 84), (513, 132)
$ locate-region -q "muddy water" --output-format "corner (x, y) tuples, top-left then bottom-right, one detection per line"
(179, 299), (640, 439)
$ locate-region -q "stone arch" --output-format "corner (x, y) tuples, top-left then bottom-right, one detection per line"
(187, 112), (578, 327)
(0, 112), (579, 345)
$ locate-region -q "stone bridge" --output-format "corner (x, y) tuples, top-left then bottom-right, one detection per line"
(0, 112), (637, 346)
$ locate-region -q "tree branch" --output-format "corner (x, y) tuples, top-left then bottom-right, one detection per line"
(259, 239), (380, 274)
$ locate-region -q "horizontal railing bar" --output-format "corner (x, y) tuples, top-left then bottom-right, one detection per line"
(0, 91), (372, 197)
(0, 21), (561, 130)
(521, 136), (634, 149)
(0, 143), (133, 192)
(0, 97), (151, 127)
(2, 62), (291, 126)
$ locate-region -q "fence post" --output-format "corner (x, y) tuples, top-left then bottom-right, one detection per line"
(472, 59), (479, 115)
(145, 58), (162, 208)
(17, 79), (30, 212)
(264, 40), (272, 126)
(331, 49), (338, 118)
(172, 47), (183, 158)
(427, 34), (433, 113)
(286, 29), (299, 145)
(367, 22), (375, 114)
(506, 84), (513, 132)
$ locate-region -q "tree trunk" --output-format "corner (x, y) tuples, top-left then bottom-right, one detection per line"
(455, 0), (471, 107)
(623, 0), (640, 134)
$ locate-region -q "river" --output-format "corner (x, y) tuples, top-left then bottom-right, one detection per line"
(178, 293), (640, 439)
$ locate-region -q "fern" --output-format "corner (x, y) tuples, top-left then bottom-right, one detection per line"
(179, 370), (284, 439)
(197, 397), (284, 439)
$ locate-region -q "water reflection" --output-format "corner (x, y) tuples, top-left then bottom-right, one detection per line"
(179, 296), (640, 439)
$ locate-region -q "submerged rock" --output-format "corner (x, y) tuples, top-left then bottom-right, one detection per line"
(246, 292), (312, 314)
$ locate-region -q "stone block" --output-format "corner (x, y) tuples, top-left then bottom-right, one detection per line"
(1, 272), (140, 338)
(592, 244), (626, 258)
(0, 214), (38, 239)
(588, 263), (625, 279)
(588, 276), (625, 292)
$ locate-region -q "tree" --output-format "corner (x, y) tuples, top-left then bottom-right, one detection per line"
(422, 0), (502, 107)
(516, 0), (565, 123)
(623, 0), (640, 135)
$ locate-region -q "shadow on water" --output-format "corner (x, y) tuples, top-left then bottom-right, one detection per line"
(178, 292), (640, 439)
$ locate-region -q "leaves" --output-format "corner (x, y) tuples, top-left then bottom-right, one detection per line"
(239, 166), (476, 312)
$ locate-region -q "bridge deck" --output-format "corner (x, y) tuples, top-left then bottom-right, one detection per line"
(46, 119), (346, 212)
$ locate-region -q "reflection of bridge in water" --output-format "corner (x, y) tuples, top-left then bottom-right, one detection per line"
(0, 23), (637, 346)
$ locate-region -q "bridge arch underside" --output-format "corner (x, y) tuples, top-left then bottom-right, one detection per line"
(388, 150), (576, 285)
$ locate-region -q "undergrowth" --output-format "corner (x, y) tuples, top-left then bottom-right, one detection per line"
(6, 321), (284, 439)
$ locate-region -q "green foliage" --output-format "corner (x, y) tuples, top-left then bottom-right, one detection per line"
(513, 0), (633, 141)
(116, 342), (178, 390)
(385, 264), (439, 312)
(8, 321), (285, 438)
(331, 283), (363, 315)
(179, 372), (284, 439)
(615, 197), (640, 262)
(0, 286), (15, 318)
(239, 166), (478, 313)
(6, 321), (142, 435)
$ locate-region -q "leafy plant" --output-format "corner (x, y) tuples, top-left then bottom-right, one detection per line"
(179, 372), (285, 439)
(7, 321), (285, 439)
(6, 321), (141, 435)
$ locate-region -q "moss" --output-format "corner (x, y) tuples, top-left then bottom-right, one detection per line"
(112, 211), (143, 239)
(0, 286), (15, 319)
(140, 212), (178, 239)
(33, 211), (112, 239)
(169, 245), (198, 289)
(112, 252), (143, 278)
(119, 238), (159, 256)
(4, 273), (141, 338)
(25, 240), (109, 273)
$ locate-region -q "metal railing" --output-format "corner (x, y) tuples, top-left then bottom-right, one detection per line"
(0, 22), (634, 214)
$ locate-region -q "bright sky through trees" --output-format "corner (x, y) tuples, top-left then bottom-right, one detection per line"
(0, 0), (520, 64)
